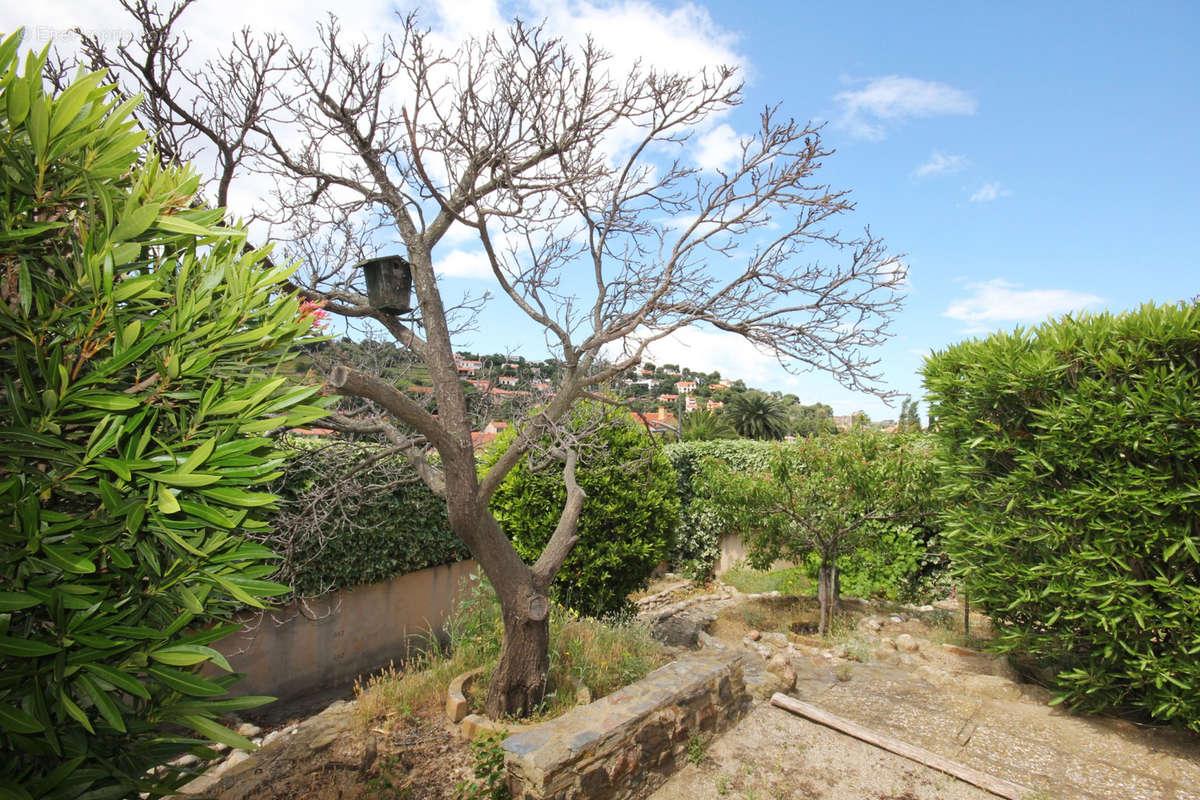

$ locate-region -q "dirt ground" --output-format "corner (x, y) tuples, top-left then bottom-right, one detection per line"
(186, 584), (1200, 800)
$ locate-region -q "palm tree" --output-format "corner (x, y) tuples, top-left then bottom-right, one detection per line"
(726, 391), (790, 440)
(681, 409), (737, 441)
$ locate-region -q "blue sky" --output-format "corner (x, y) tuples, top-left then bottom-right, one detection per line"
(8, 0), (1197, 421)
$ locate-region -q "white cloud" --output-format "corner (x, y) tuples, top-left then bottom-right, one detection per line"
(835, 76), (977, 141)
(945, 279), (1103, 331)
(912, 150), (968, 179)
(529, 0), (743, 76)
(968, 182), (1013, 202)
(693, 124), (746, 172)
(436, 249), (496, 280)
(643, 326), (782, 386)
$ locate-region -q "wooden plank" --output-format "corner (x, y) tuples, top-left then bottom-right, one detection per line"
(770, 693), (1033, 800)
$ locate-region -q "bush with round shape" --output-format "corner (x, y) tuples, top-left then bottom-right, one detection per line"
(923, 303), (1200, 731)
(0, 33), (326, 797)
(484, 404), (678, 619)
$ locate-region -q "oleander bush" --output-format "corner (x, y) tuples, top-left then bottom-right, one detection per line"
(484, 403), (678, 619)
(0, 33), (326, 797)
(923, 303), (1200, 730)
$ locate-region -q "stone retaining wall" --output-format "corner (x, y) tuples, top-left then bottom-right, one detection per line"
(502, 650), (750, 800)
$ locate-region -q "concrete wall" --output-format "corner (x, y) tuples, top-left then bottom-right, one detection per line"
(715, 533), (797, 575)
(502, 650), (750, 800)
(215, 559), (477, 705)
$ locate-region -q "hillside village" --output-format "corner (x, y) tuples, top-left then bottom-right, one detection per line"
(300, 339), (902, 450)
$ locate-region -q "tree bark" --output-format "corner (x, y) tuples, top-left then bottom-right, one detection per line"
(485, 590), (552, 718)
(817, 561), (840, 637)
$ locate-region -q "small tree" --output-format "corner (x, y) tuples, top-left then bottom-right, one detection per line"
(0, 33), (325, 797)
(79, 5), (906, 717)
(704, 433), (934, 634)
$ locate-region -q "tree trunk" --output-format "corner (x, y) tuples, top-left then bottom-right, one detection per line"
(817, 561), (840, 637)
(485, 599), (551, 718)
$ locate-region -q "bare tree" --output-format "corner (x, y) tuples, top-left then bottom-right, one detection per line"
(80, 1), (906, 716)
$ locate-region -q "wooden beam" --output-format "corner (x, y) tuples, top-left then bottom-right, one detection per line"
(770, 694), (1033, 800)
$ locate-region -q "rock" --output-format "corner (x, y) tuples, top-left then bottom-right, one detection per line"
(760, 632), (788, 648)
(874, 647), (901, 665)
(212, 742), (230, 754)
(169, 753), (200, 768)
(895, 634), (919, 653)
(261, 729), (284, 748)
(747, 630), (761, 641)
(917, 604), (935, 613)
(889, 615), (903, 624)
(236, 722), (262, 738)
(698, 630), (727, 650)
(859, 615), (884, 634)
(830, 644), (848, 659)
(941, 643), (981, 657)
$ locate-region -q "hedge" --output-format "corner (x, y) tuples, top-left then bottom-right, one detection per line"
(923, 302), (1200, 730)
(662, 440), (779, 577)
(263, 439), (469, 598)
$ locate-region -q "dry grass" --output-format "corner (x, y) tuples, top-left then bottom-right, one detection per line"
(355, 574), (669, 728)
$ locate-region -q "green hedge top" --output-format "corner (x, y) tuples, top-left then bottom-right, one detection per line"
(922, 302), (1200, 730)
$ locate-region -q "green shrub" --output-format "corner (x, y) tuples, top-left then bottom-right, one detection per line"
(484, 404), (678, 618)
(663, 440), (777, 577)
(264, 438), (468, 598)
(923, 303), (1200, 730)
(0, 34), (326, 797)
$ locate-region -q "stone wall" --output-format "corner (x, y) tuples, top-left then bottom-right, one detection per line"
(502, 650), (750, 800)
(214, 559), (477, 707)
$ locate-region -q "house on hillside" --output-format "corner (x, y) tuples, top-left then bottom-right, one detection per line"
(630, 406), (679, 434)
(455, 354), (483, 376)
(677, 380), (698, 394)
(497, 375), (520, 387)
(684, 395), (698, 412)
(706, 399), (724, 410)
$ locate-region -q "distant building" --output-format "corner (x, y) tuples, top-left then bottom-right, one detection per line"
(706, 399), (724, 410)
(497, 375), (520, 387)
(677, 380), (698, 394)
(455, 353), (483, 376)
(684, 395), (698, 411)
(630, 406), (678, 434)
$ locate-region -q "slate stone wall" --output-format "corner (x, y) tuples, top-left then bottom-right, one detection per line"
(502, 650), (750, 800)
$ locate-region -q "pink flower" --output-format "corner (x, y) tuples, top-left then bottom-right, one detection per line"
(298, 299), (330, 331)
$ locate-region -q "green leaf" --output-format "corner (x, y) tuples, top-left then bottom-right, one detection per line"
(151, 644), (232, 671)
(0, 636), (61, 657)
(82, 664), (150, 700)
(111, 203), (161, 242)
(0, 592), (40, 611)
(111, 273), (158, 302)
(147, 665), (227, 697)
(199, 487), (278, 507)
(76, 674), (125, 733)
(0, 703), (45, 734)
(178, 438), (216, 474)
(72, 392), (141, 411)
(175, 714), (256, 750)
(157, 484), (181, 514)
(41, 543), (96, 574)
(60, 693), (95, 734)
(151, 472), (222, 488)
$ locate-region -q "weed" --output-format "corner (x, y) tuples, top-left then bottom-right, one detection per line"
(834, 664), (852, 682)
(454, 729), (510, 800)
(721, 566), (809, 596)
(686, 733), (709, 766)
(714, 772), (733, 795)
(364, 753), (413, 799)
